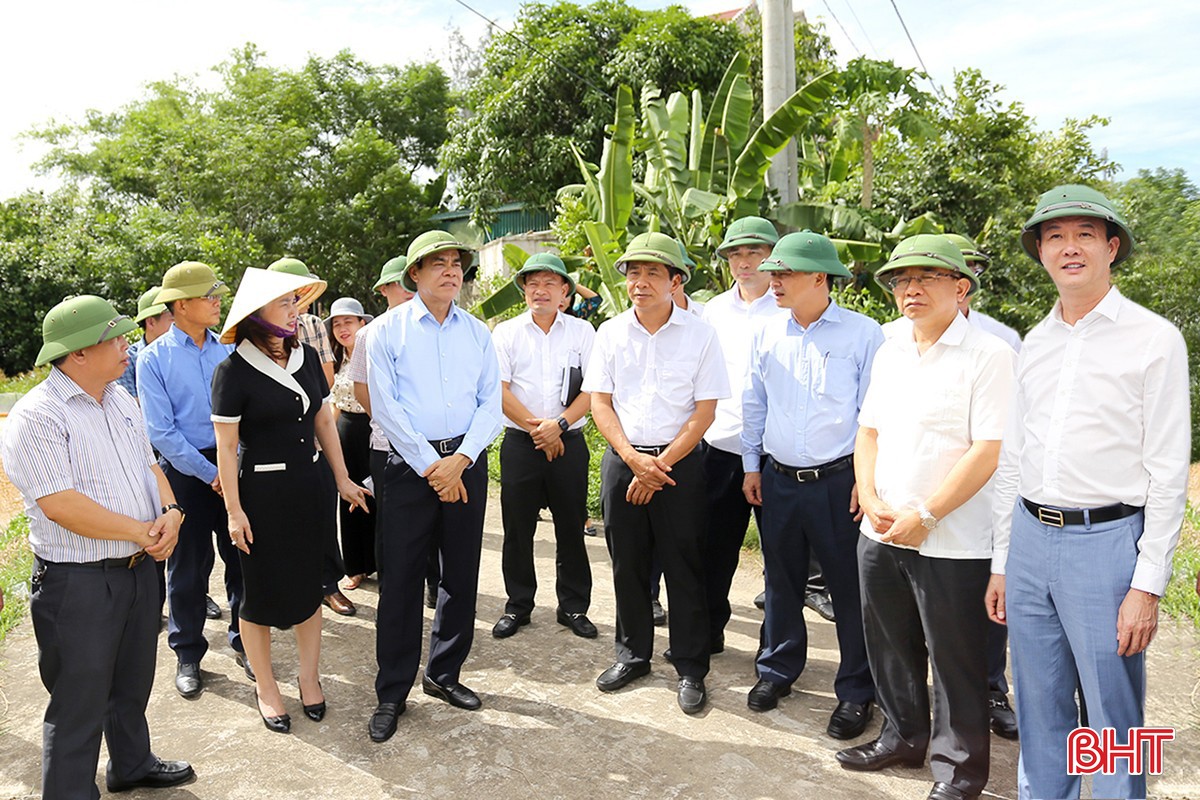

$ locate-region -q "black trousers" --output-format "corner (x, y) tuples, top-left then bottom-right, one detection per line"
(163, 455), (243, 663)
(499, 429), (591, 615)
(701, 444), (761, 640)
(858, 535), (990, 796)
(31, 556), (159, 800)
(758, 463), (873, 703)
(602, 447), (709, 679)
(371, 448), (441, 591)
(375, 451), (488, 703)
(987, 620), (1009, 694)
(337, 413), (377, 578)
(316, 451), (345, 595)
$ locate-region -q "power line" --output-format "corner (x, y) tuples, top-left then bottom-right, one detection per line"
(821, 0), (862, 57)
(886, 0), (946, 98)
(450, 0), (614, 105)
(841, 0), (879, 57)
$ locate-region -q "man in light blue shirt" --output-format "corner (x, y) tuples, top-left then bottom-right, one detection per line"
(741, 231), (882, 739)
(116, 286), (173, 399)
(365, 231), (502, 742)
(137, 261), (245, 698)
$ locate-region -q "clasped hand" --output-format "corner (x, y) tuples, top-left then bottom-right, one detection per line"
(423, 454), (470, 503)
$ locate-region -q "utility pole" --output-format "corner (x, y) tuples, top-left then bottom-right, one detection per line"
(761, 0), (797, 206)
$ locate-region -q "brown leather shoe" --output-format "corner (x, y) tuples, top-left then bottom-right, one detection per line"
(323, 590), (356, 616)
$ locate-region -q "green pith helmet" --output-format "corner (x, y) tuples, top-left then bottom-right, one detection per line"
(134, 286), (168, 323)
(1021, 184), (1134, 266)
(155, 261), (229, 304)
(614, 232), (689, 282)
(404, 231), (476, 292)
(675, 240), (697, 269)
(35, 295), (136, 367)
(758, 230), (852, 278)
(875, 234), (979, 295)
(372, 256), (408, 290)
(944, 233), (991, 275)
(267, 257), (318, 279)
(716, 216), (779, 259)
(513, 253), (576, 295)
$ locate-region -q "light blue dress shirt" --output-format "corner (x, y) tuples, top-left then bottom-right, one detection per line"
(365, 295), (502, 474)
(115, 338), (143, 398)
(136, 324), (233, 483)
(741, 300), (883, 472)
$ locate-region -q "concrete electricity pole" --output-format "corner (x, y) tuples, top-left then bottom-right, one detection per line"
(761, 0), (797, 205)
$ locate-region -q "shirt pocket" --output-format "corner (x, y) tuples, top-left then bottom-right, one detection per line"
(818, 355), (859, 401)
(656, 359), (696, 407)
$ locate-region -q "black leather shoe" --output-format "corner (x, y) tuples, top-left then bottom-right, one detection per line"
(595, 661), (650, 692)
(492, 613), (530, 638)
(204, 595), (221, 620)
(175, 662), (202, 698)
(235, 653), (256, 682)
(753, 591), (766, 610)
(651, 599), (667, 626)
(425, 583), (438, 609)
(677, 677), (707, 714)
(107, 759), (196, 792)
(989, 690), (1019, 740)
(805, 591), (836, 621)
(747, 678), (791, 712)
(556, 609), (598, 638)
(258, 703), (291, 734)
(300, 677), (326, 722)
(369, 702), (404, 742)
(835, 738), (924, 771)
(827, 700), (873, 739)
(422, 674), (482, 710)
(928, 781), (979, 800)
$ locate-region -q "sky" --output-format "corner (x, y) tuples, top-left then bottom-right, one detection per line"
(1, 0), (1197, 200)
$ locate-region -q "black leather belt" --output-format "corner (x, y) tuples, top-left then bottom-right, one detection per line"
(770, 454), (854, 483)
(39, 552), (147, 570)
(630, 444), (670, 457)
(430, 434), (466, 455)
(1021, 498), (1141, 528)
(508, 427), (582, 441)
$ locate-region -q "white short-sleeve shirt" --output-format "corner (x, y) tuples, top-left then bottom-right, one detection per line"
(859, 312), (1015, 558)
(583, 304), (730, 446)
(492, 310), (595, 431)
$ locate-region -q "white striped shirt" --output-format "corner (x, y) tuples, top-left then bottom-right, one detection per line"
(1, 368), (159, 562)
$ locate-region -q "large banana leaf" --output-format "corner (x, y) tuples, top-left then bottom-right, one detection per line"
(697, 53), (751, 192)
(583, 220), (629, 315)
(471, 244), (532, 320)
(596, 84), (635, 235)
(567, 142), (603, 224)
(640, 86), (691, 232)
(773, 201), (883, 243)
(729, 71), (838, 215)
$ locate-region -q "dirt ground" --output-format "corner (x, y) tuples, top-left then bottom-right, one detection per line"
(0, 441), (1197, 798)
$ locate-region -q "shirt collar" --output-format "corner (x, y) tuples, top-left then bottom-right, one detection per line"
(1050, 285), (1123, 326)
(409, 293), (461, 326)
(786, 298), (844, 332)
(520, 309), (564, 332)
(629, 301), (686, 336)
(939, 311), (970, 346)
(167, 323), (220, 348)
(46, 366), (125, 407)
(734, 284), (777, 310)
(236, 340), (310, 412)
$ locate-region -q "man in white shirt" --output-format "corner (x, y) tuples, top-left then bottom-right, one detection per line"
(837, 235), (1015, 800)
(698, 216), (782, 653)
(986, 185), (1189, 800)
(491, 254), (597, 640)
(881, 233), (1022, 741)
(584, 232), (729, 714)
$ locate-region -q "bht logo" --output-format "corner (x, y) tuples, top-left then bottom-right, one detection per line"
(1067, 727), (1175, 775)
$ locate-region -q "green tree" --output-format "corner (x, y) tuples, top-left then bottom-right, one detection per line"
(440, 0), (747, 214)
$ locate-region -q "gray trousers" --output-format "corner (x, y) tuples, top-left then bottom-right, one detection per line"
(858, 535), (991, 797)
(30, 555), (159, 800)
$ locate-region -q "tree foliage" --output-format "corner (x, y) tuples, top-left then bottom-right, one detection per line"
(440, 0), (747, 214)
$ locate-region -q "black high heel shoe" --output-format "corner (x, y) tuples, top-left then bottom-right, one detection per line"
(299, 677), (326, 722)
(256, 694), (291, 734)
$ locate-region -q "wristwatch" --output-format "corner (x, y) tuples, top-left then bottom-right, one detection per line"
(556, 416), (570, 433)
(162, 503), (185, 522)
(916, 503), (938, 531)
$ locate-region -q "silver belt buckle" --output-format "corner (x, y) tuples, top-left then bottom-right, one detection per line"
(438, 439), (456, 454)
(1037, 507), (1065, 527)
(795, 468), (820, 482)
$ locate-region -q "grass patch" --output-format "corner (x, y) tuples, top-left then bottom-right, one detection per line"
(1161, 504), (1200, 628)
(0, 366), (48, 394)
(0, 515), (33, 643)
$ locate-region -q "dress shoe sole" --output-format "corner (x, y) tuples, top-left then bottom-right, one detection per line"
(836, 753), (924, 772)
(990, 723), (1020, 741)
(107, 770), (196, 793)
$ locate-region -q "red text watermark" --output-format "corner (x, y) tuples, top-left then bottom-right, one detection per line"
(1067, 727), (1175, 775)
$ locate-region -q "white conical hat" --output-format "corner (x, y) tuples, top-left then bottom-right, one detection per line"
(218, 267), (326, 344)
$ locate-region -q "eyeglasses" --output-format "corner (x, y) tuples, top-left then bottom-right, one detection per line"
(884, 273), (958, 291)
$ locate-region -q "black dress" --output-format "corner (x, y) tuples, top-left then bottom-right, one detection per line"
(211, 342), (329, 628)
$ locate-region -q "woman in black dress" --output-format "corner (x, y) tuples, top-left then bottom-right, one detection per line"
(211, 268), (369, 733)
